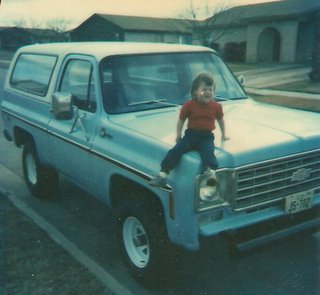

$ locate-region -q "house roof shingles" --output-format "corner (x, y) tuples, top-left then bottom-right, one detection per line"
(210, 0), (320, 26)
(0, 26), (61, 37)
(79, 13), (191, 34)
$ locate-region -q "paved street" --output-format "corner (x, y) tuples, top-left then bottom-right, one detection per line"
(0, 63), (320, 294)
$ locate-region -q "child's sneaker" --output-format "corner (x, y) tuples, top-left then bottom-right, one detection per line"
(149, 172), (167, 187)
(202, 168), (217, 186)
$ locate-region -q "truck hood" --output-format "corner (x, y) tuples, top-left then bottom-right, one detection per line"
(110, 99), (320, 167)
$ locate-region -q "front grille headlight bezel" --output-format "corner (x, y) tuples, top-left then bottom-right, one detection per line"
(233, 149), (320, 211)
(195, 168), (235, 212)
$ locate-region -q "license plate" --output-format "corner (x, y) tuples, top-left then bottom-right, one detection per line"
(285, 190), (313, 214)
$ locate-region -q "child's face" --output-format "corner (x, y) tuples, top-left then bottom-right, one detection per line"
(195, 82), (214, 104)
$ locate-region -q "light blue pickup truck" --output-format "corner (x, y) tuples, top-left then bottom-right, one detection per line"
(1, 42), (320, 282)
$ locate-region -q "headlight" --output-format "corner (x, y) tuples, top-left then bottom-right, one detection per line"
(195, 169), (231, 212)
(199, 171), (218, 202)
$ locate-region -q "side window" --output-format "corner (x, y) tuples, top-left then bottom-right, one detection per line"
(10, 54), (57, 97)
(59, 59), (97, 112)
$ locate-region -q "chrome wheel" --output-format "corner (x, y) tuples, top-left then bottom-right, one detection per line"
(123, 216), (150, 268)
(26, 153), (37, 185)
(22, 142), (59, 198)
(117, 199), (173, 283)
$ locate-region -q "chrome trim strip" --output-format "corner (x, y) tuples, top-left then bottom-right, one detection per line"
(1, 108), (48, 132)
(1, 109), (173, 192)
(234, 150), (320, 211)
(238, 163), (320, 183)
(234, 149), (320, 172)
(234, 187), (320, 212)
(237, 176), (320, 198)
(233, 198), (284, 212)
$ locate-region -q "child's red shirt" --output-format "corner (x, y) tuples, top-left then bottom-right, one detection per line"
(179, 99), (223, 131)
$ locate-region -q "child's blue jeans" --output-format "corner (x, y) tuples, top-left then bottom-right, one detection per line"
(161, 129), (218, 174)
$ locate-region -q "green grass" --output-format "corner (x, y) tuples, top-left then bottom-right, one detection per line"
(1, 195), (114, 295)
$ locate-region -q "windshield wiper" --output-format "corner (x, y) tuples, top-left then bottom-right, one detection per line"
(214, 95), (230, 101)
(231, 96), (248, 100)
(128, 99), (179, 107)
(215, 95), (248, 101)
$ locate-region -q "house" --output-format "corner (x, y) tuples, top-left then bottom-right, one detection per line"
(203, 0), (320, 63)
(69, 1), (319, 64)
(4, 0), (317, 64)
(0, 27), (29, 50)
(69, 13), (192, 44)
(0, 27), (68, 50)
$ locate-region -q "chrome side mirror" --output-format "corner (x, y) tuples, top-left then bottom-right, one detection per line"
(52, 92), (73, 120)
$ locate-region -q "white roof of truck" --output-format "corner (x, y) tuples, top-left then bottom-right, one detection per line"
(17, 42), (213, 61)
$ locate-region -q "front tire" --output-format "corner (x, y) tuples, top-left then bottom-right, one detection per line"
(22, 142), (58, 198)
(117, 199), (172, 284)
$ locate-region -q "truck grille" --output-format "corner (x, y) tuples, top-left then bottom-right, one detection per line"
(235, 150), (320, 211)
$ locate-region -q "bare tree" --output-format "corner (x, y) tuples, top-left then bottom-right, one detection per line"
(9, 17), (69, 48)
(13, 17), (43, 29)
(13, 18), (26, 28)
(13, 17), (70, 33)
(29, 18), (43, 29)
(179, 0), (235, 46)
(46, 18), (72, 33)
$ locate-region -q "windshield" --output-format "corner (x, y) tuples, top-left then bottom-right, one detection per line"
(100, 52), (246, 114)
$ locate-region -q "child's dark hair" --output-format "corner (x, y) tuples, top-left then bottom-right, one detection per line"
(191, 72), (215, 99)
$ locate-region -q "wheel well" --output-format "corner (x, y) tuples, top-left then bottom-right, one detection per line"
(110, 174), (164, 212)
(13, 127), (34, 147)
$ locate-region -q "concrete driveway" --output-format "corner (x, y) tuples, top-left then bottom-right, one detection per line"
(233, 64), (320, 100)
(234, 64), (311, 88)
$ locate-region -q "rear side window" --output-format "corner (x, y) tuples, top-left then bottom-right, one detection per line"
(10, 53), (57, 96)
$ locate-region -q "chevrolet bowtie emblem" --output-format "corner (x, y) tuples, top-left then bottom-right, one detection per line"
(291, 168), (312, 182)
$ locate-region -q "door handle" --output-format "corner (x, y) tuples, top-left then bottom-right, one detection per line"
(100, 128), (113, 139)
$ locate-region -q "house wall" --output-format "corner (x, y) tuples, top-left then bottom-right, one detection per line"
(246, 20), (299, 63)
(70, 17), (123, 41)
(70, 15), (191, 44)
(205, 11), (317, 64)
(124, 31), (189, 44)
(164, 33), (189, 44)
(208, 26), (247, 61)
(210, 26), (247, 47)
(125, 32), (159, 42)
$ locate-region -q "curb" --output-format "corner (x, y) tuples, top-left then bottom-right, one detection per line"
(2, 190), (133, 295)
(0, 179), (134, 295)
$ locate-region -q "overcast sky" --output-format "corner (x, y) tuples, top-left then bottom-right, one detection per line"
(0, 0), (281, 29)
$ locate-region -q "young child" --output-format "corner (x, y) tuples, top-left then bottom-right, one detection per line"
(149, 72), (229, 188)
